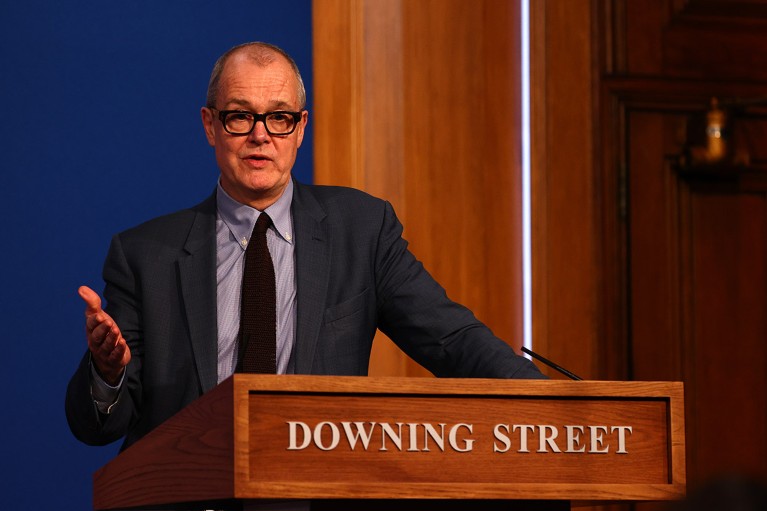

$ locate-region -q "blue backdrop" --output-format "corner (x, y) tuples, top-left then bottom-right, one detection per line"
(0, 1), (313, 508)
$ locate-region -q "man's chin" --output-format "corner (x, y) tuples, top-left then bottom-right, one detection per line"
(242, 178), (289, 206)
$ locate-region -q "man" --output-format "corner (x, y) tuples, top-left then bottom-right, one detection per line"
(66, 42), (544, 450)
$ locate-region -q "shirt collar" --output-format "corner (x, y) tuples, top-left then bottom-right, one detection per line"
(216, 179), (294, 249)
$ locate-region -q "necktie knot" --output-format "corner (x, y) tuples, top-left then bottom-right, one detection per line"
(254, 212), (272, 235)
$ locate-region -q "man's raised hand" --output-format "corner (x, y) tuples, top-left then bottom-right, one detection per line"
(79, 286), (131, 386)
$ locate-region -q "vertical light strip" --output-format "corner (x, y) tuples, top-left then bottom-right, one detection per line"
(521, 0), (533, 354)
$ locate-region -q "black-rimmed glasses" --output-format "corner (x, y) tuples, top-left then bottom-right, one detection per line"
(212, 109), (303, 136)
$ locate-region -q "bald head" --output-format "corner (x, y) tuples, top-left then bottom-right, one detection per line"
(206, 42), (306, 109)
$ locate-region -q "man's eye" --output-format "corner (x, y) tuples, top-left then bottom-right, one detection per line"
(230, 112), (253, 121)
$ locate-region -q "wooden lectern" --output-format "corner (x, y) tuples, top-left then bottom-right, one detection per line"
(93, 376), (685, 510)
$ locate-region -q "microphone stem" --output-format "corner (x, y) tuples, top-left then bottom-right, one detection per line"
(521, 347), (583, 381)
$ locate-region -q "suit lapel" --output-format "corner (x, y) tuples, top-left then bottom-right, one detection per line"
(178, 194), (219, 393)
(292, 181), (330, 374)
(175, 183), (330, 383)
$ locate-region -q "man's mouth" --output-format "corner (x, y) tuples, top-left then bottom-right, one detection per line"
(244, 154), (271, 161)
(243, 154), (272, 167)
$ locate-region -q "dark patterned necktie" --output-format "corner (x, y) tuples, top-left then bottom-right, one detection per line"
(237, 212), (276, 373)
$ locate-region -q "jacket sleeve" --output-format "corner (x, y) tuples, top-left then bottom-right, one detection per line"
(65, 233), (144, 446)
(374, 201), (546, 379)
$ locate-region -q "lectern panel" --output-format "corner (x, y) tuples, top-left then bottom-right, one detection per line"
(247, 393), (668, 485)
(93, 376), (685, 509)
(231, 377), (685, 501)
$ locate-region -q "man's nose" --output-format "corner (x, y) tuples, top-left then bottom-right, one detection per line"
(248, 120), (270, 142)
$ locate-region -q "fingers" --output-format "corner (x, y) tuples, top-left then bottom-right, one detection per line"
(88, 318), (123, 354)
(86, 311), (116, 335)
(78, 285), (102, 314)
(105, 335), (130, 365)
(92, 323), (117, 352)
(90, 325), (131, 385)
(79, 284), (132, 383)
(80, 285), (112, 335)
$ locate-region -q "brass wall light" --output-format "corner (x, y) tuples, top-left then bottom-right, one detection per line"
(676, 96), (766, 172)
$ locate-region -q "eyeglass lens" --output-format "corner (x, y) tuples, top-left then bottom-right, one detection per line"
(224, 111), (296, 135)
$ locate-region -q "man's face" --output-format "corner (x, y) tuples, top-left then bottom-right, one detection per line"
(201, 53), (307, 209)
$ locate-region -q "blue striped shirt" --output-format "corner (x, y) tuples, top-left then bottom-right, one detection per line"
(215, 179), (296, 380)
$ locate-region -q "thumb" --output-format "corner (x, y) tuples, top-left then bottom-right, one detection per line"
(78, 285), (102, 314)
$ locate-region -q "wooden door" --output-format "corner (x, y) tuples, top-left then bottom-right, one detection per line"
(604, 0), (767, 490)
(533, 0), (767, 501)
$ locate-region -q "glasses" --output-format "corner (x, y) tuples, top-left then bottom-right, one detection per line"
(213, 109), (303, 136)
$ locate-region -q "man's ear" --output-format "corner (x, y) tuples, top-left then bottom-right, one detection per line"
(200, 107), (216, 147)
(295, 109), (309, 149)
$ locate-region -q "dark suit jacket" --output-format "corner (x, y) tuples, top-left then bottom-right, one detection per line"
(66, 180), (543, 449)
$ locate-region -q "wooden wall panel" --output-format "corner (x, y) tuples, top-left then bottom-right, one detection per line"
(313, 0), (524, 377)
(620, 0), (767, 80)
(531, 0), (602, 379)
(627, 112), (685, 382)
(534, 0), (767, 499)
(605, 0), (767, 492)
(688, 189), (767, 478)
(628, 113), (767, 481)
